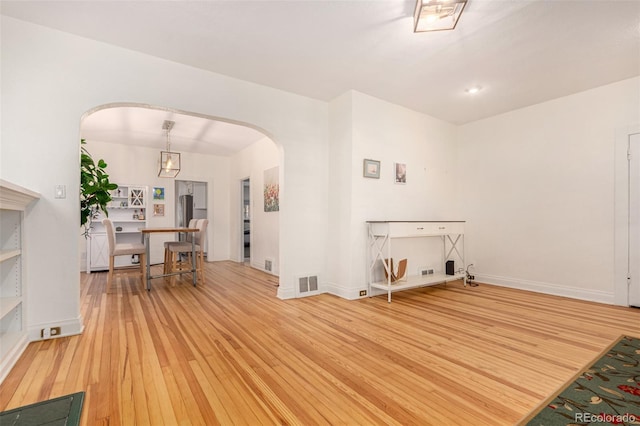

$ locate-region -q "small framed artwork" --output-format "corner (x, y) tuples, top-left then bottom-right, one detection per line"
(395, 162), (407, 184)
(264, 166), (280, 212)
(153, 187), (165, 200)
(363, 159), (381, 179)
(153, 204), (165, 216)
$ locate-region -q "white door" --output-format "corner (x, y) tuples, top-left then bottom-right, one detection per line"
(629, 133), (640, 307)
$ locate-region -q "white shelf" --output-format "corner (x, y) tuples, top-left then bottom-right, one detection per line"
(0, 249), (20, 263)
(0, 179), (38, 384)
(86, 184), (147, 272)
(371, 273), (465, 292)
(0, 179), (40, 211)
(0, 298), (21, 319)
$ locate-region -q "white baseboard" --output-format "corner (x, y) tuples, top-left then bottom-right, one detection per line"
(476, 273), (615, 305)
(28, 315), (85, 342)
(325, 281), (365, 300)
(325, 274), (615, 305)
(249, 260), (278, 277)
(277, 286), (296, 300)
(0, 334), (29, 385)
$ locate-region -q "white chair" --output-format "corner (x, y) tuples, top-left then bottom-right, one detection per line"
(165, 218), (208, 284)
(103, 218), (146, 292)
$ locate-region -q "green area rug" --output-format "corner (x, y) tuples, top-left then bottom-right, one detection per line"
(519, 336), (640, 425)
(0, 392), (84, 426)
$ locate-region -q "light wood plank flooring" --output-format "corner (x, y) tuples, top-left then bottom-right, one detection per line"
(1, 261), (639, 425)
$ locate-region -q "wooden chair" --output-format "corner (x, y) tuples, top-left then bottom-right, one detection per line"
(165, 218), (208, 284)
(103, 218), (146, 292)
(383, 258), (407, 283)
(163, 218), (197, 275)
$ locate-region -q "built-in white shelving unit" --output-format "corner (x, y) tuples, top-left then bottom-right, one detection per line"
(367, 221), (466, 302)
(86, 184), (148, 272)
(0, 179), (40, 384)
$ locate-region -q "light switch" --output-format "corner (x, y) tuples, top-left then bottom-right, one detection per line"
(55, 185), (66, 199)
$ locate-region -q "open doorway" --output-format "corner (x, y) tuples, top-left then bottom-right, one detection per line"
(242, 179), (251, 263)
(79, 103), (279, 284)
(175, 180), (208, 254)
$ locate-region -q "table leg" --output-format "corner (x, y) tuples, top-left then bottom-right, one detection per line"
(192, 237), (197, 287)
(145, 233), (151, 291)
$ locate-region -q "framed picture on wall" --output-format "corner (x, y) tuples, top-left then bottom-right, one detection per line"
(264, 166), (280, 212)
(153, 187), (165, 200)
(153, 204), (165, 216)
(363, 159), (380, 179)
(394, 162), (407, 184)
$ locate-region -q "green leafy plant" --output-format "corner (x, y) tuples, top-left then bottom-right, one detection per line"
(80, 139), (118, 235)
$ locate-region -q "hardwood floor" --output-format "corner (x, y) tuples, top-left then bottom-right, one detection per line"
(1, 261), (639, 425)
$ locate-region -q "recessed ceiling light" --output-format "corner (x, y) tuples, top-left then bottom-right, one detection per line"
(465, 86), (481, 94)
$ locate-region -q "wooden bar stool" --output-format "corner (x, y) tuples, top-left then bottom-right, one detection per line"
(163, 218), (197, 275)
(165, 219), (208, 284)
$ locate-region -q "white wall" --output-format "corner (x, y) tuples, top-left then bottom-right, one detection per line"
(79, 140), (230, 267)
(229, 137), (280, 274)
(327, 92), (354, 295)
(1, 16), (328, 339)
(327, 91), (460, 299)
(4, 13), (636, 354)
(458, 77), (640, 304)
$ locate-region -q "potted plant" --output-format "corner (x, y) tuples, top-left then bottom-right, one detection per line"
(80, 139), (118, 236)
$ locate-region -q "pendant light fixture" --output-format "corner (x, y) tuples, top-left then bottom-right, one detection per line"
(158, 120), (180, 178)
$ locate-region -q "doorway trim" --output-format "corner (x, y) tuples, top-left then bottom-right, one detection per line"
(614, 125), (640, 306)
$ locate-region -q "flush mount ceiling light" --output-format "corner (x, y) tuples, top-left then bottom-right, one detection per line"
(465, 86), (482, 94)
(158, 120), (181, 178)
(414, 0), (467, 32)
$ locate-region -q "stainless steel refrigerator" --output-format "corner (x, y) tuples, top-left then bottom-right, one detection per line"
(178, 194), (193, 241)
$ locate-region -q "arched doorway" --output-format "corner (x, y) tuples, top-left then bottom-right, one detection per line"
(79, 103), (281, 288)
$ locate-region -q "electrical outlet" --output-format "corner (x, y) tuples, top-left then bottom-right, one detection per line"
(41, 327), (61, 339)
(421, 268), (434, 275)
(359, 290), (367, 297)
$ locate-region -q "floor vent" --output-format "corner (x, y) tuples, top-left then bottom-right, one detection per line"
(299, 275), (318, 293)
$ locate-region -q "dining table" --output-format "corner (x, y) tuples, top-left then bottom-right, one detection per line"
(140, 227), (199, 291)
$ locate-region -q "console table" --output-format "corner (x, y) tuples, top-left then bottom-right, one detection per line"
(367, 221), (466, 302)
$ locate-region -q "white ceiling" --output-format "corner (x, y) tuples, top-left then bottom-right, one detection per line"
(2, 0), (640, 151)
(81, 106), (267, 156)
